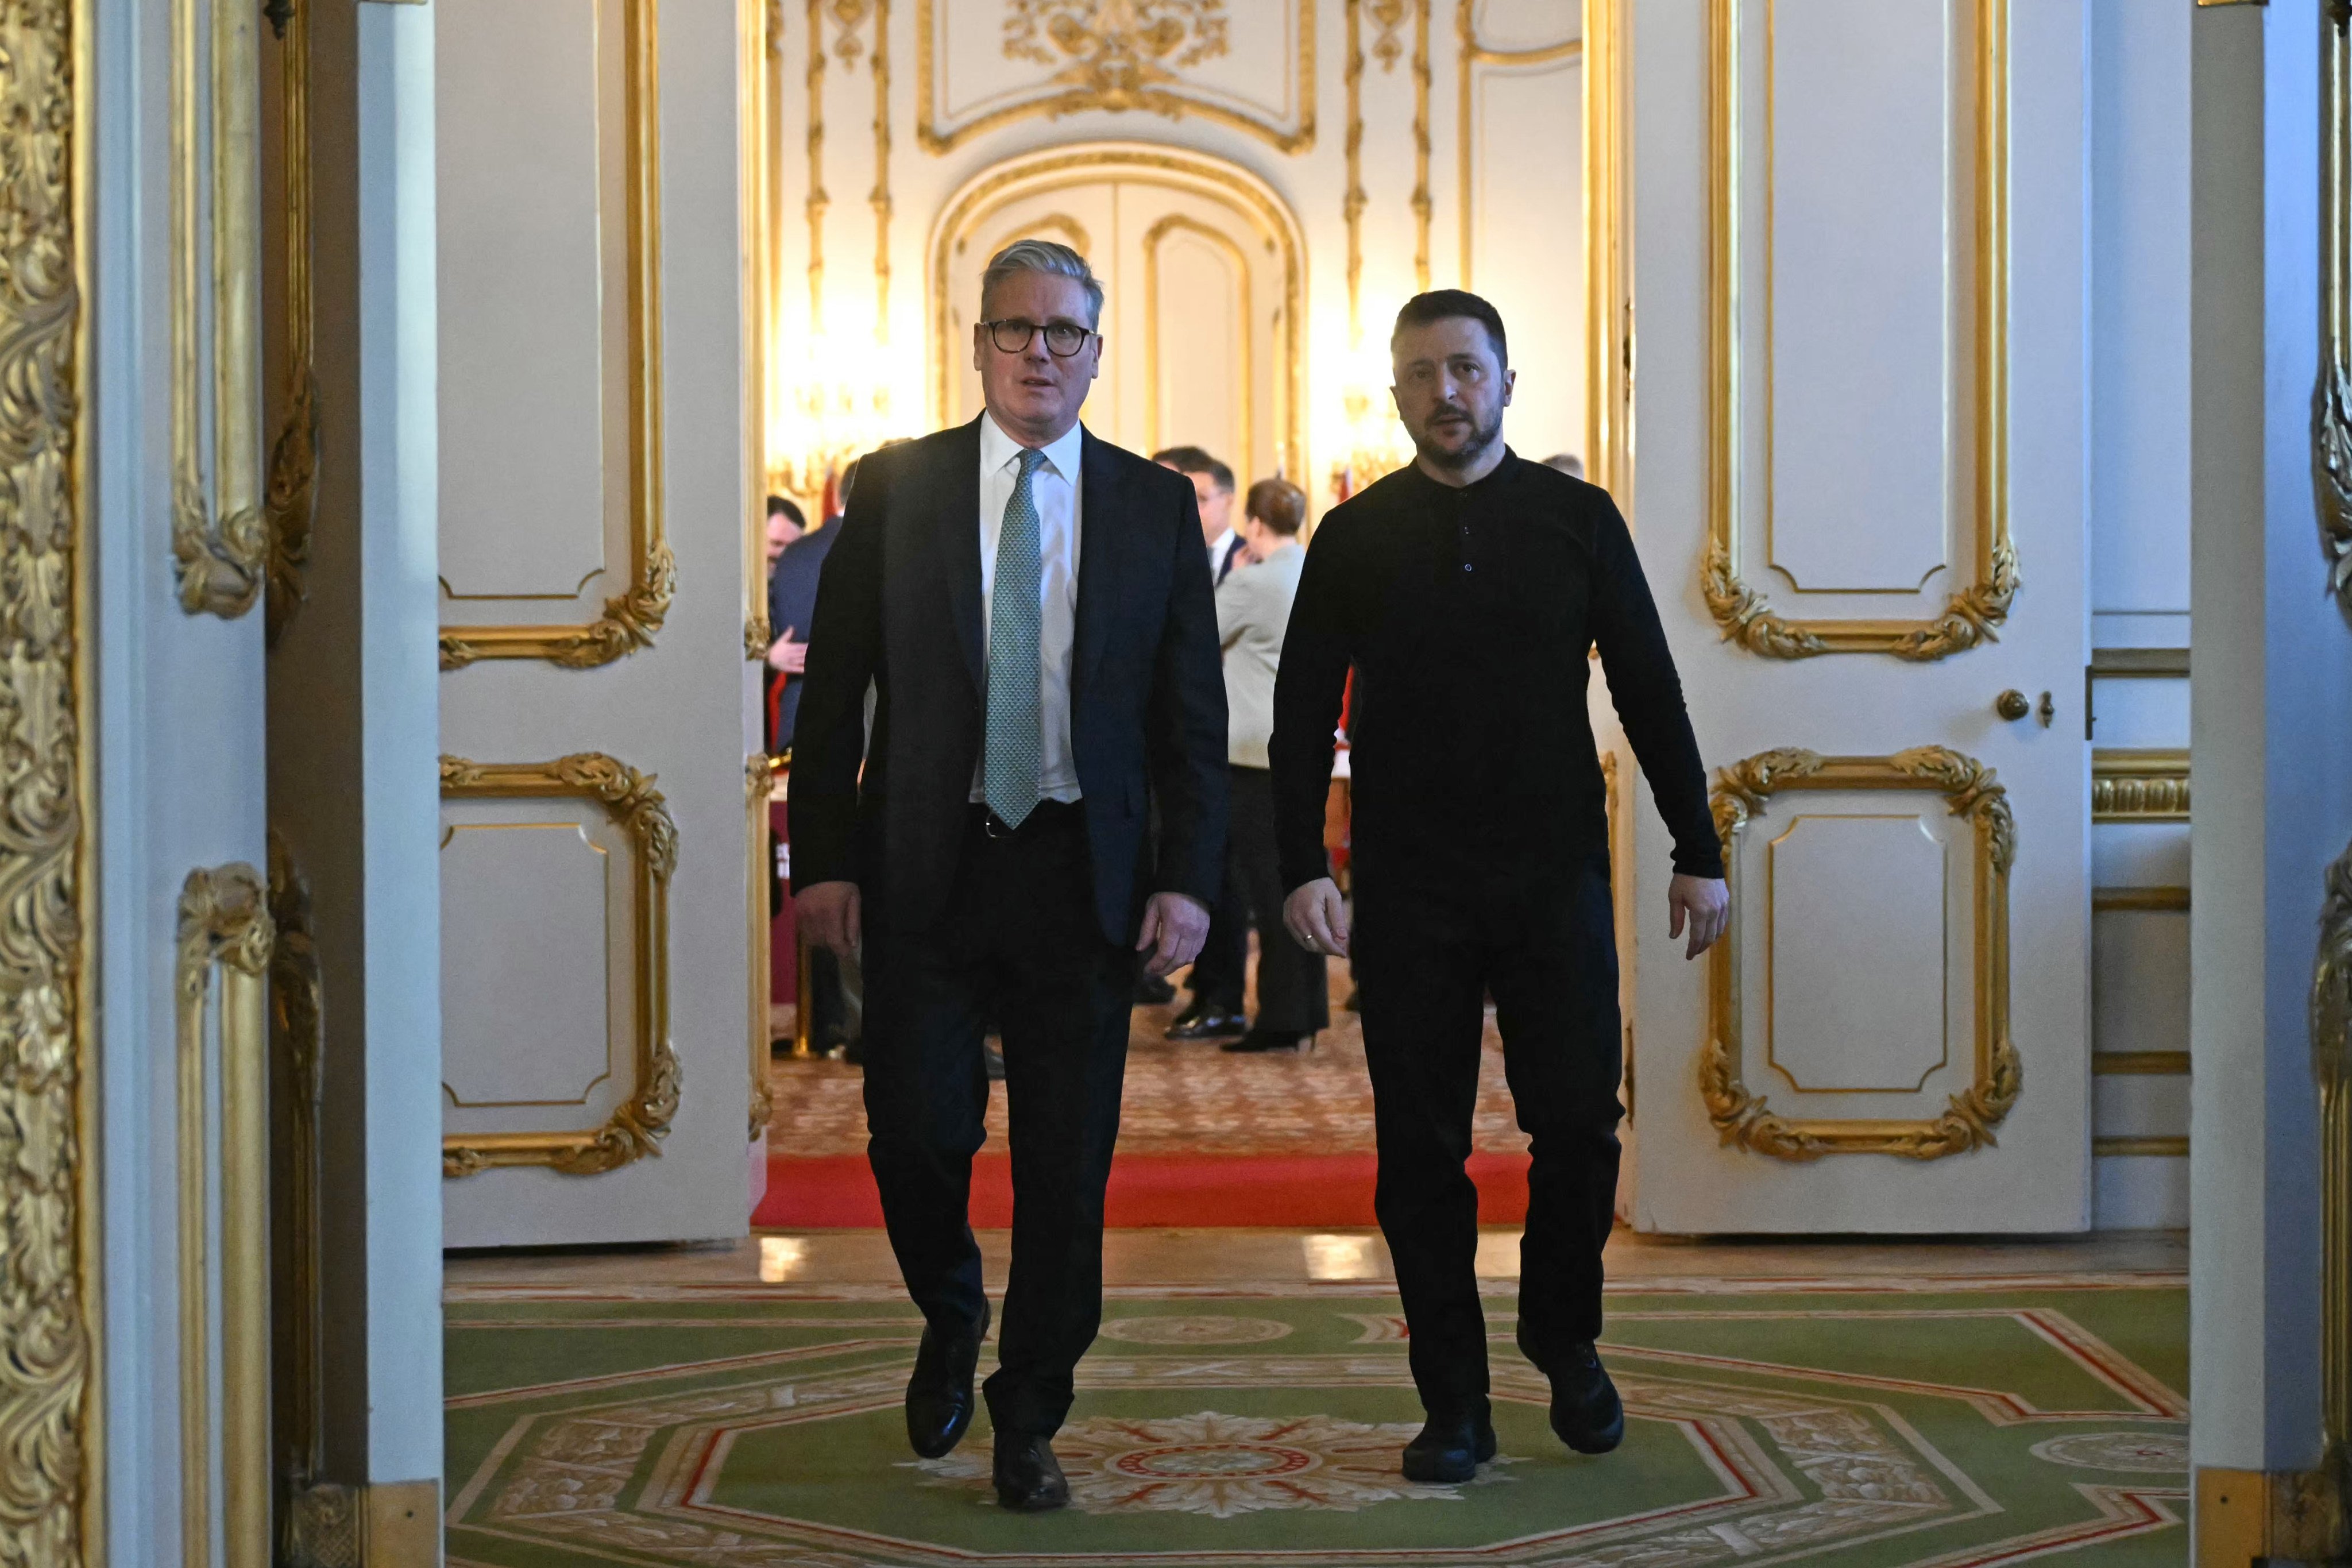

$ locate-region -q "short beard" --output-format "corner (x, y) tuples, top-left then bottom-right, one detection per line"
(1413, 407), (1505, 471)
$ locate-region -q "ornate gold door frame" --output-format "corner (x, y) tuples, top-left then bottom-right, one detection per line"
(1702, 747), (2020, 1160)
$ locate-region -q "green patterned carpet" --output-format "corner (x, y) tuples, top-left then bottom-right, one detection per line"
(443, 1273), (2187, 1567)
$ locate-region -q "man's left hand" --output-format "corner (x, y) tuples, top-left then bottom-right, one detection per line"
(1668, 874), (1731, 960)
(1136, 892), (1212, 976)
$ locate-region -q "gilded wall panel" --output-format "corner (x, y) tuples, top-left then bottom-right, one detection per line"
(918, 0), (1316, 154)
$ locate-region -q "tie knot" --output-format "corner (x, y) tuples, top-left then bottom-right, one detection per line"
(1017, 448), (1048, 477)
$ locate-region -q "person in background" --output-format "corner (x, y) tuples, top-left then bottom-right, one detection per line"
(767, 494), (808, 570)
(1540, 453), (1585, 478)
(1214, 477), (1327, 1053)
(767, 462), (859, 749)
(1152, 446), (1252, 1037)
(1273, 290), (1728, 1487)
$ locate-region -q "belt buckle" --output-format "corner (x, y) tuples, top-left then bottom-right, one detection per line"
(984, 811), (1012, 840)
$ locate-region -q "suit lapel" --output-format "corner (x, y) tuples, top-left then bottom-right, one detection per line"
(943, 416), (986, 693)
(1074, 429), (1125, 701)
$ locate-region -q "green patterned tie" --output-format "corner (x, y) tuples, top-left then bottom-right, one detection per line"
(984, 449), (1048, 827)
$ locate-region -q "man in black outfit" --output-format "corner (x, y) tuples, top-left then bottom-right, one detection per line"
(1273, 292), (1730, 1482)
(792, 240), (1227, 1512)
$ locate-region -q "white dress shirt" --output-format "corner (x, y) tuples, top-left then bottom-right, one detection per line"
(1205, 527), (1242, 588)
(974, 413), (1084, 804)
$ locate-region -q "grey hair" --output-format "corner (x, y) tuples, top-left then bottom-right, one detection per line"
(980, 239), (1104, 329)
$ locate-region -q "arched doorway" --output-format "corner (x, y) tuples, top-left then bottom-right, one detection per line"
(929, 143), (1308, 490)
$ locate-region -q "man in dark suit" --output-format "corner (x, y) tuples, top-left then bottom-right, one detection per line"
(791, 240), (1227, 1512)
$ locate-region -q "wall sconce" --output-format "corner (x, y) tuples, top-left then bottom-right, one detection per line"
(1330, 384), (1413, 502)
(770, 339), (901, 514)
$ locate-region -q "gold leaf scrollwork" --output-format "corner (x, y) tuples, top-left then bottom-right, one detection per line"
(264, 0), (318, 646)
(440, 754), (682, 1176)
(1005, 0), (1231, 102)
(748, 754), (777, 1141)
(2317, 839), (2352, 1510)
(0, 0), (94, 1546)
(267, 832), (328, 1513)
(2318, 1), (2352, 622)
(1367, 0), (1405, 69)
(1701, 747), (2022, 1161)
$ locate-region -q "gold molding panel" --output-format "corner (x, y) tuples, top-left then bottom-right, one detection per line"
(173, 0), (270, 617)
(1702, 747), (2021, 1161)
(1585, 0), (1629, 497)
(744, 0), (775, 658)
(267, 833), (331, 1519)
(917, 0), (1316, 155)
(2091, 749), (2190, 822)
(1702, 0), (2015, 660)
(930, 144), (1307, 482)
(441, 755), (682, 1176)
(2314, 835), (2352, 1524)
(1, 0), (99, 1542)
(439, 0), (673, 671)
(176, 866), (276, 1568)
(2316, 1), (2352, 620)
(748, 754), (777, 1140)
(264, 0), (318, 644)
(1455, 1), (1578, 290)
(1141, 213), (1254, 475)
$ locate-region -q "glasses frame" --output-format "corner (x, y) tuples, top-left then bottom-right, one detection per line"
(980, 317), (1099, 358)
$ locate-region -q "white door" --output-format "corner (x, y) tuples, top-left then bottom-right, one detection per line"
(1616, 0), (2091, 1232)
(939, 150), (1304, 488)
(434, 0), (762, 1248)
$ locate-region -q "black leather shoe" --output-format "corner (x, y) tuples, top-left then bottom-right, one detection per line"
(1221, 1029), (1308, 1054)
(992, 1430), (1071, 1512)
(1401, 1408), (1497, 1484)
(1546, 1343), (1625, 1454)
(905, 1301), (990, 1459)
(1167, 1004), (1246, 1041)
(1134, 973), (1177, 1005)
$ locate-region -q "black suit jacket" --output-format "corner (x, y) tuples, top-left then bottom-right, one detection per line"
(789, 417), (1230, 943)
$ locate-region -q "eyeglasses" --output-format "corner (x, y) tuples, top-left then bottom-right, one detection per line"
(981, 318), (1096, 357)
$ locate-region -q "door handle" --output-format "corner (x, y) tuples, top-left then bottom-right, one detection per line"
(1995, 690), (2030, 721)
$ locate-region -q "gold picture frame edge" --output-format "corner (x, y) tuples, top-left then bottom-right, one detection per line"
(1702, 746), (2021, 1161)
(438, 0), (671, 672)
(439, 752), (682, 1176)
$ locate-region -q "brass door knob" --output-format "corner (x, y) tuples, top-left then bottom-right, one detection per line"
(1995, 689), (2030, 721)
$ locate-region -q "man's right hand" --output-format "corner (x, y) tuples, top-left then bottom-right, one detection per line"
(797, 880), (862, 960)
(1282, 877), (1350, 958)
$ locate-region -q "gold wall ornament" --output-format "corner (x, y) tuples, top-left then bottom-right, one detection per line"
(917, 0), (1315, 154)
(1584, 0), (1631, 497)
(744, 0), (775, 661)
(440, 754), (682, 1176)
(1343, 0), (1365, 343)
(806, 0), (829, 326)
(173, 0), (269, 617)
(176, 865), (276, 1568)
(264, 0), (318, 646)
(871, 0), (893, 341)
(1703, 0), (2016, 661)
(929, 144), (1307, 482)
(1455, 0), (1577, 289)
(0, 0), (99, 1547)
(1701, 747), (2022, 1161)
(1409, 0), (1429, 292)
(2315, 837), (2352, 1500)
(2090, 749), (2191, 822)
(1368, 0), (1405, 69)
(748, 755), (777, 1140)
(438, 0), (670, 671)
(2318, 0), (2352, 620)
(266, 835), (329, 1516)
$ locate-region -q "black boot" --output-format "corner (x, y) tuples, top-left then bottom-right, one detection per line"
(1545, 1342), (1625, 1454)
(904, 1300), (990, 1458)
(1401, 1405), (1496, 1484)
(992, 1429), (1071, 1512)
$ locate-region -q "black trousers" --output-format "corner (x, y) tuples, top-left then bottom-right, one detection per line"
(1186, 781), (1250, 1013)
(1352, 852), (1623, 1415)
(1227, 766), (1328, 1034)
(859, 802), (1133, 1437)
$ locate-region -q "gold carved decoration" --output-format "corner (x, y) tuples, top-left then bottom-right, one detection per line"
(0, 0), (98, 1547)
(264, 0), (318, 645)
(439, 0), (673, 670)
(871, 1), (893, 340)
(2090, 749), (2190, 822)
(173, 0), (269, 617)
(1410, 0), (1429, 293)
(748, 755), (778, 1139)
(1343, 0), (1365, 341)
(917, 0), (1315, 155)
(1368, 0), (1405, 69)
(1341, 0), (1427, 331)
(267, 835), (329, 1520)
(1702, 748), (2022, 1160)
(176, 866), (276, 1568)
(806, 0), (829, 324)
(1455, 1), (1577, 289)
(1585, 0), (1630, 496)
(2317, 0), (2352, 620)
(1704, 0), (2015, 660)
(2314, 837), (2352, 1540)
(441, 755), (682, 1175)
(932, 145), (1307, 482)
(744, 0), (775, 660)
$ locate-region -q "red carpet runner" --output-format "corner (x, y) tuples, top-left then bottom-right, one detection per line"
(755, 1151), (1532, 1229)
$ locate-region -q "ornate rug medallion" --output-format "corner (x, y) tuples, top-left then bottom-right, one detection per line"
(1096, 1314), (1293, 1345)
(2030, 1432), (2191, 1474)
(909, 1410), (1519, 1516)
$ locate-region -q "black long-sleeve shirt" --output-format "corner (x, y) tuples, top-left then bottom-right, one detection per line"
(1270, 451), (1723, 893)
